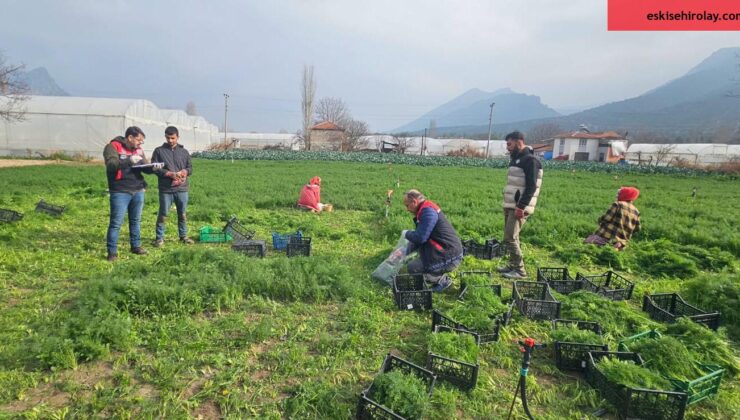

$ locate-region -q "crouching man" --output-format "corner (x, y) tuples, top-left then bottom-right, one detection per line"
(402, 189), (464, 292)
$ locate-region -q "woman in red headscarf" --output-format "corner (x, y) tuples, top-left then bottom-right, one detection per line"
(585, 187), (641, 250)
(297, 176), (332, 212)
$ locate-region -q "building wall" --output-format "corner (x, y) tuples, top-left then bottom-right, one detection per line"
(311, 130), (346, 151)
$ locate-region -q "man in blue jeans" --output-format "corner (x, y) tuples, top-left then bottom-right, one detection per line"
(103, 126), (163, 261)
(151, 126), (194, 247)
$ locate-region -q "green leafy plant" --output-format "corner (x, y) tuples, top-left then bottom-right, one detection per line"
(596, 357), (672, 390)
(550, 325), (603, 345)
(429, 331), (479, 363)
(371, 370), (430, 419)
(665, 318), (739, 375)
(627, 336), (704, 381)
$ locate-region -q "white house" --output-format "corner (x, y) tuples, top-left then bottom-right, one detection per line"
(551, 129), (626, 162)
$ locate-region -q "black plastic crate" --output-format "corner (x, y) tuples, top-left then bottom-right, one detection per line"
(223, 216), (255, 242)
(287, 237), (312, 257)
(462, 238), (504, 260)
(642, 293), (720, 331)
(231, 239), (266, 258)
(431, 309), (501, 344)
(536, 267), (584, 295)
(427, 325), (480, 391)
(512, 281), (561, 320)
(0, 208), (23, 222)
(585, 351), (688, 420)
(393, 274), (432, 311)
(551, 319), (607, 371)
(457, 283), (512, 324)
(356, 353), (436, 420)
(577, 271), (634, 301)
(35, 199), (65, 216)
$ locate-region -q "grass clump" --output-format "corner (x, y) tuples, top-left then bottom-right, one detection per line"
(371, 370), (430, 419)
(550, 325), (603, 345)
(596, 357), (672, 390)
(429, 330), (479, 363)
(626, 336), (705, 381)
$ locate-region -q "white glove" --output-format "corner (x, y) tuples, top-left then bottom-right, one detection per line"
(130, 155), (143, 164)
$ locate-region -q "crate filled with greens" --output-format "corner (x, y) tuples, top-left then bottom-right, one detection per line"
(536, 267), (583, 295)
(642, 293), (720, 331)
(577, 270), (634, 301)
(431, 309), (502, 344)
(356, 353), (436, 420)
(512, 281), (561, 320)
(427, 325), (480, 391)
(551, 319), (607, 372)
(585, 351), (688, 420)
(457, 276), (513, 326)
(394, 274), (432, 311)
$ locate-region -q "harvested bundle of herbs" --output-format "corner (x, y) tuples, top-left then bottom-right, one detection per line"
(447, 305), (495, 332)
(460, 285), (509, 314)
(550, 324), (603, 345)
(429, 330), (479, 363)
(596, 357), (672, 390)
(460, 273), (492, 286)
(371, 370), (430, 419)
(627, 335), (704, 381)
(561, 291), (657, 338)
(665, 318), (739, 376)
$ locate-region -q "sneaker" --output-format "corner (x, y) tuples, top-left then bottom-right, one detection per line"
(107, 253), (118, 262)
(131, 246), (148, 255)
(153, 239), (164, 248)
(502, 270), (528, 280)
(496, 265), (514, 274)
(430, 276), (452, 292)
(180, 237), (195, 245)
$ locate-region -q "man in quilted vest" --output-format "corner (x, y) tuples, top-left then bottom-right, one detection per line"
(499, 131), (543, 279)
(103, 126), (163, 261)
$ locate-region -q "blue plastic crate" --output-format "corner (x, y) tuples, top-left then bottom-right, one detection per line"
(271, 230), (302, 250)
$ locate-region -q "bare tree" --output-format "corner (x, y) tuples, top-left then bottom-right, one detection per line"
(300, 65), (316, 150)
(392, 135), (414, 154)
(0, 53), (29, 123)
(654, 144), (677, 166)
(185, 101), (198, 116)
(344, 119), (369, 151)
(315, 97), (350, 126)
(527, 122), (562, 143)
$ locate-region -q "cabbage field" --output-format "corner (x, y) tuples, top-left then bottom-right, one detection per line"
(0, 156), (737, 419)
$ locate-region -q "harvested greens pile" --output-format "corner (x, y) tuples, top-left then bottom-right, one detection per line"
(596, 357), (672, 390)
(429, 330), (479, 363)
(550, 324), (604, 345)
(371, 370), (430, 419)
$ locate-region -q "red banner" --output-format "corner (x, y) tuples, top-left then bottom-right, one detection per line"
(608, 0), (740, 31)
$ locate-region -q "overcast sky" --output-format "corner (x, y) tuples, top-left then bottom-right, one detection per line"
(2, 0), (739, 132)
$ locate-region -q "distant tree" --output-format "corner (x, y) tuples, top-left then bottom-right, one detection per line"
(654, 144), (677, 166)
(527, 122), (562, 143)
(315, 97), (350, 127)
(392, 135), (414, 154)
(428, 119), (437, 138)
(300, 65), (316, 150)
(185, 101), (198, 116)
(0, 53), (29, 123)
(344, 119), (369, 151)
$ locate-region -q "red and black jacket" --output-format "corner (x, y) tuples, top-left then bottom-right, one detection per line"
(103, 137), (149, 193)
(405, 200), (464, 271)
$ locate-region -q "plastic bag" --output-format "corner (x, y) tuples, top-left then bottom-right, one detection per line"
(372, 234), (410, 286)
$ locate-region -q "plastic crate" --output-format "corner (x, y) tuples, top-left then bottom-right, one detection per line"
(356, 353), (436, 420)
(426, 325), (480, 391)
(585, 351), (688, 420)
(536, 267), (584, 295)
(462, 238), (503, 260)
(232, 239), (266, 258)
(287, 237), (312, 257)
(35, 199), (65, 216)
(271, 230), (302, 250)
(223, 216), (255, 242)
(577, 271), (634, 301)
(617, 330), (724, 406)
(0, 208), (23, 222)
(551, 319), (607, 371)
(457, 283), (511, 322)
(431, 309), (501, 344)
(642, 293), (720, 331)
(199, 225), (233, 243)
(393, 274), (432, 311)
(457, 270), (494, 285)
(512, 281), (561, 320)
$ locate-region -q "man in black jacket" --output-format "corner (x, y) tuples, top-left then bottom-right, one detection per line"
(103, 126), (164, 261)
(499, 131), (543, 279)
(403, 189), (464, 292)
(151, 126), (194, 247)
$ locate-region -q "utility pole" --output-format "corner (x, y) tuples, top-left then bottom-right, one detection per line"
(486, 102), (495, 159)
(223, 93), (229, 144)
(421, 128), (427, 156)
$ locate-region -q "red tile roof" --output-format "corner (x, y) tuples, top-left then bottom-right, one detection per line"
(554, 131), (623, 140)
(311, 121), (343, 131)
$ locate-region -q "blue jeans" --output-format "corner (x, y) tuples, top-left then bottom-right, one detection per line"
(155, 191), (189, 240)
(107, 191), (145, 254)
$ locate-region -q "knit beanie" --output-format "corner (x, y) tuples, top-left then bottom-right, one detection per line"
(309, 176), (321, 186)
(618, 187), (640, 202)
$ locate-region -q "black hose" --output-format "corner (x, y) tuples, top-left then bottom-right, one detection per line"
(519, 375), (535, 420)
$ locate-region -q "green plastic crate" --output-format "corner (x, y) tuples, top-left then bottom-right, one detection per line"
(199, 225), (233, 243)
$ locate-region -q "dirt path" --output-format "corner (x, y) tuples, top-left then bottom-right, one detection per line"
(0, 159), (99, 168)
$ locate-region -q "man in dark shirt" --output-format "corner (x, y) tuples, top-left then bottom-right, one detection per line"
(151, 126), (194, 247)
(103, 126), (163, 261)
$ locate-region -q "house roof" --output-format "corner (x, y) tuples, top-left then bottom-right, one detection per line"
(311, 121), (343, 131)
(530, 143), (553, 152)
(554, 131), (624, 140)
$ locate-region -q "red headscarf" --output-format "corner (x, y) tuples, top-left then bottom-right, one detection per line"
(618, 187), (640, 202)
(309, 176), (321, 186)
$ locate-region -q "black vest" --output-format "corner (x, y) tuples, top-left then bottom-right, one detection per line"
(414, 201), (464, 269)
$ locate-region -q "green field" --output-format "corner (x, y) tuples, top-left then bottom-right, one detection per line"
(0, 158), (738, 419)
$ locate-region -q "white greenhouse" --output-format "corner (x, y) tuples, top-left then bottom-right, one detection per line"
(0, 96), (220, 157)
(625, 143), (740, 166)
